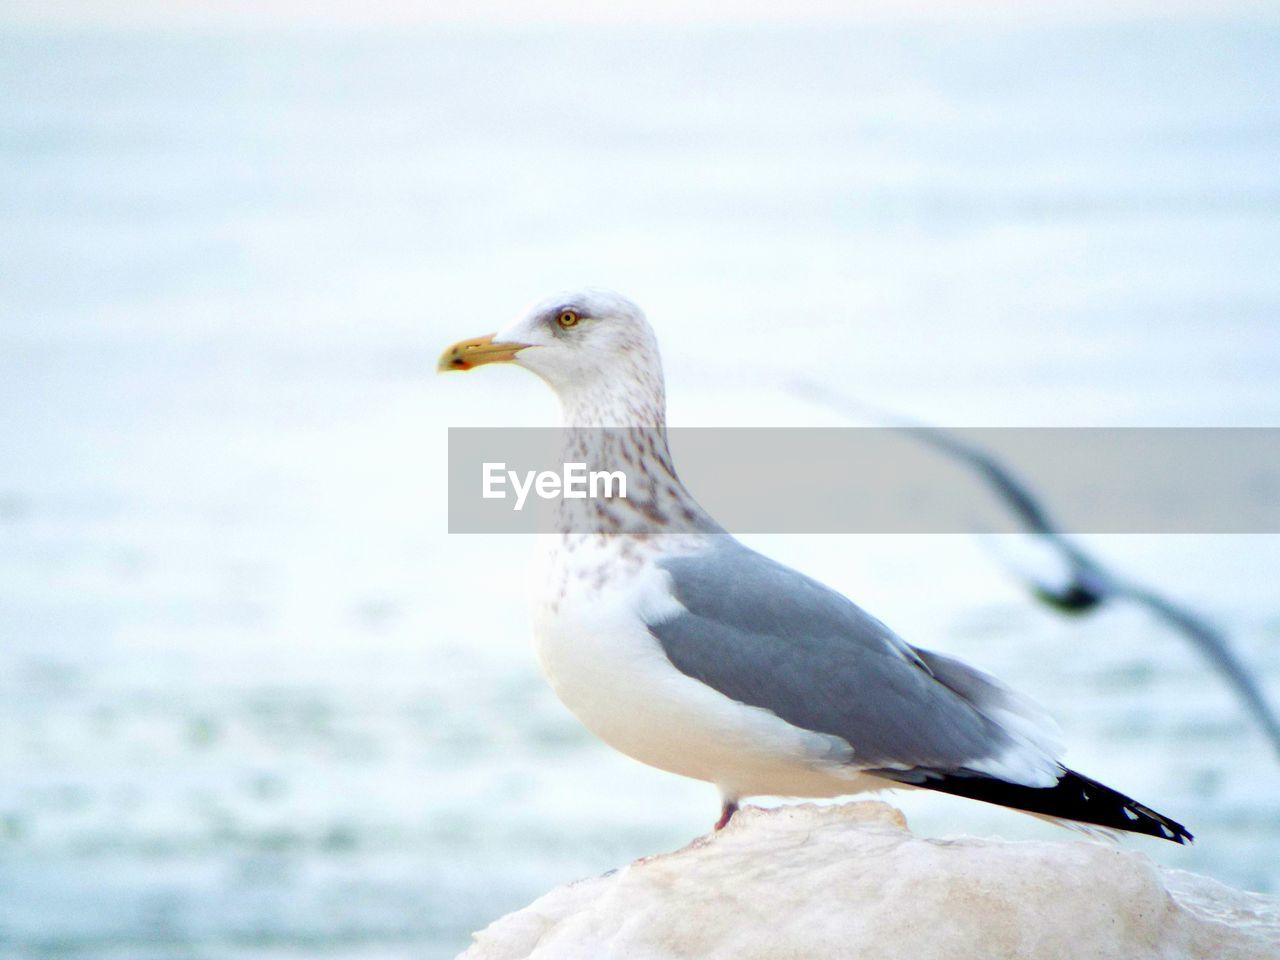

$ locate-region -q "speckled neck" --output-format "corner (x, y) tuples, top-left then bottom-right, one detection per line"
(552, 367), (717, 536)
(553, 348), (668, 431)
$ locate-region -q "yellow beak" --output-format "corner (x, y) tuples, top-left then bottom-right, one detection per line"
(437, 333), (531, 373)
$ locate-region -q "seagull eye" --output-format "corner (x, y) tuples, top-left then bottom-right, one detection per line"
(556, 310), (581, 329)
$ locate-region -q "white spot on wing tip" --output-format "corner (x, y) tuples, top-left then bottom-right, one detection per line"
(967, 745), (1060, 789)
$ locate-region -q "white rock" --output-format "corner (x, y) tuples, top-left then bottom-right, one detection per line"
(461, 802), (1280, 960)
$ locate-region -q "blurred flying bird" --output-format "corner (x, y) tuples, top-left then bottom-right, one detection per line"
(788, 378), (1280, 760)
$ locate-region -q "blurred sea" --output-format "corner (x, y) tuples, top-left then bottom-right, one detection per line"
(2, 18), (1279, 959)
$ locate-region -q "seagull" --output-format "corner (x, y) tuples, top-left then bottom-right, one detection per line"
(788, 380), (1280, 760)
(439, 289), (1191, 843)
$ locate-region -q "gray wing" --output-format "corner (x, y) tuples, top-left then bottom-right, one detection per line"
(1120, 584), (1280, 757)
(648, 537), (1053, 780)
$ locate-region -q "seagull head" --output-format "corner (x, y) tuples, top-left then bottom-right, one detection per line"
(438, 288), (667, 425)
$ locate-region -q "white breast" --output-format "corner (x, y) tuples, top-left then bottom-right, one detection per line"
(529, 535), (876, 802)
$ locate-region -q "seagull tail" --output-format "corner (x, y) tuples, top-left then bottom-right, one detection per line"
(876, 767), (1193, 844)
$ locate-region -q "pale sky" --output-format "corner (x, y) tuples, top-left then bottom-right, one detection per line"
(2, 0), (1277, 27)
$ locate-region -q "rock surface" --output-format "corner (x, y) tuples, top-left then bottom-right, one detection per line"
(461, 802), (1280, 960)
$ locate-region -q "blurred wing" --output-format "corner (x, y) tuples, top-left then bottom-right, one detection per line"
(905, 426), (1060, 536)
(787, 379), (1109, 596)
(1121, 584), (1280, 757)
(788, 380), (1277, 761)
(785, 379), (1062, 534)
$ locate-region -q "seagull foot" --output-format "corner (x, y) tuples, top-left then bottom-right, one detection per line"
(714, 800), (739, 831)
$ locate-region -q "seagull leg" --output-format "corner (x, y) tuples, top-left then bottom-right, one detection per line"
(714, 800), (739, 831)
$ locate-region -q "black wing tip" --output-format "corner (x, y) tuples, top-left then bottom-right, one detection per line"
(877, 766), (1193, 845)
